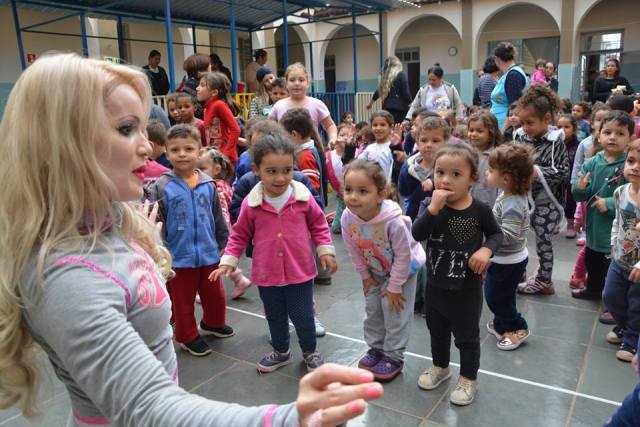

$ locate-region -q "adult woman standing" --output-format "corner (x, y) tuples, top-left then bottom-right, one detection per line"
(367, 56), (412, 124)
(490, 42), (528, 130)
(179, 53), (211, 119)
(592, 58), (634, 103)
(405, 63), (463, 121)
(210, 53), (233, 86)
(0, 53), (382, 427)
(477, 57), (500, 108)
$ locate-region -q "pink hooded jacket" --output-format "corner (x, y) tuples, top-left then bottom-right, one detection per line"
(220, 181), (335, 286)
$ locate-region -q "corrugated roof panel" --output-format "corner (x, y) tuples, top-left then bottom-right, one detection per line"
(2, 0), (417, 31)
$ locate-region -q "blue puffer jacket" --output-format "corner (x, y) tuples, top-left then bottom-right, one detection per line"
(150, 171), (228, 268)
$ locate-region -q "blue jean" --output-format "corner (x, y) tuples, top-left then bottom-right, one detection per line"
(603, 261), (640, 350)
(484, 259), (529, 334)
(258, 281), (316, 354)
(331, 197), (345, 234)
(603, 383), (640, 427)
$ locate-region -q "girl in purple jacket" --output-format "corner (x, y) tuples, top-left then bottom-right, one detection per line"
(212, 133), (337, 373)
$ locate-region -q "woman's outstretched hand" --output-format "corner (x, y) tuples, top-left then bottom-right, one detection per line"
(297, 364), (383, 427)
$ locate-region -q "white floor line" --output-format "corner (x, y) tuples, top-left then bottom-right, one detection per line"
(227, 306), (622, 407)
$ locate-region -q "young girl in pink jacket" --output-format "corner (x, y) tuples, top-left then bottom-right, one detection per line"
(212, 133), (337, 373)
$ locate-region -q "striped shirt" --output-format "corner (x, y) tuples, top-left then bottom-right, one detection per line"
(491, 193), (529, 264)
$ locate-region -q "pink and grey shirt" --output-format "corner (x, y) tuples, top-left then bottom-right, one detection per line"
(20, 229), (299, 426)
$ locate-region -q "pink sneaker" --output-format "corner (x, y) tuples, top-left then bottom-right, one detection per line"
(517, 276), (555, 295)
(230, 270), (252, 300)
(569, 275), (586, 290)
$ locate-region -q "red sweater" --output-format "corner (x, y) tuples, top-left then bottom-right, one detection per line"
(296, 149), (321, 192)
(203, 98), (240, 164)
(193, 118), (206, 147)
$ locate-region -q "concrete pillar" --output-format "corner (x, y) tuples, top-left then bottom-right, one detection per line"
(459, 0), (474, 105)
(558, 0), (575, 99)
(86, 17), (102, 59)
(180, 28), (194, 60)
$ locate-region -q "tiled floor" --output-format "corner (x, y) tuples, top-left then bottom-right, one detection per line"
(2, 197), (637, 426)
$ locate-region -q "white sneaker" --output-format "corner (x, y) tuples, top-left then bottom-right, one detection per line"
(314, 317), (326, 337)
(450, 376), (478, 406)
(486, 320), (501, 339)
(418, 366), (451, 390)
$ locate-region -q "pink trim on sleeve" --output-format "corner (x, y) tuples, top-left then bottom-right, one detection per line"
(53, 256), (131, 306)
(72, 409), (111, 426)
(263, 404), (278, 427)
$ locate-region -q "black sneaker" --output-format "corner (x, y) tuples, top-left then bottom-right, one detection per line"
(257, 351), (292, 373)
(180, 336), (212, 357)
(199, 322), (235, 338)
(314, 277), (332, 286)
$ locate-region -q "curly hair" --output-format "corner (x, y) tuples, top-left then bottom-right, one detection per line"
(573, 101), (592, 118)
(488, 143), (535, 195)
(467, 111), (502, 148)
(203, 148), (234, 181)
(517, 84), (563, 120)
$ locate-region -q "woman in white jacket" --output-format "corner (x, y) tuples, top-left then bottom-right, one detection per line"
(405, 63), (463, 122)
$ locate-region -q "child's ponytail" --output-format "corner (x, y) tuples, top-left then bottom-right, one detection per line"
(204, 72), (241, 116)
(517, 84), (563, 121)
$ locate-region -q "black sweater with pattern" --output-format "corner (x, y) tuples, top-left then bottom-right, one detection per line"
(412, 200), (503, 291)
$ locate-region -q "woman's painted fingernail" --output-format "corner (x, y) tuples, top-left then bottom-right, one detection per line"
(359, 372), (374, 382)
(366, 384), (382, 398)
(349, 400), (366, 413)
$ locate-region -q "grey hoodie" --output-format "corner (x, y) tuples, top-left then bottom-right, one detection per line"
(20, 231), (298, 427)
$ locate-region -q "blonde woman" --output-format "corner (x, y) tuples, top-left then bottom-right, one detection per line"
(368, 56), (412, 124)
(248, 66), (276, 119)
(0, 53), (382, 427)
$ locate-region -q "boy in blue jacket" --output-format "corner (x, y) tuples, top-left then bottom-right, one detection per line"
(151, 124), (233, 357)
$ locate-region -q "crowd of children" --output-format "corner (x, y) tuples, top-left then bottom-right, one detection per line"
(144, 58), (640, 415)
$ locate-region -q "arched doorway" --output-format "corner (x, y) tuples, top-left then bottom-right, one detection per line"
(322, 24), (379, 93)
(274, 26), (307, 76)
(393, 15), (462, 98)
(476, 3), (560, 76)
(576, 0), (640, 100)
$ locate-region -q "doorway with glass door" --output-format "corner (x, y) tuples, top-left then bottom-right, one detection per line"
(579, 31), (623, 101)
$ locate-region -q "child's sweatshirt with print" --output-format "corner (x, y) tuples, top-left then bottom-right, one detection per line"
(611, 183), (640, 272)
(411, 199), (503, 291)
(572, 150), (626, 253)
(150, 170), (228, 269)
(514, 127), (569, 204)
(358, 140), (393, 183)
(341, 200), (426, 293)
(203, 97), (240, 164)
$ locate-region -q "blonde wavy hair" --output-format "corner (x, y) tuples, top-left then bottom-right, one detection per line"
(378, 56), (403, 103)
(0, 53), (172, 417)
